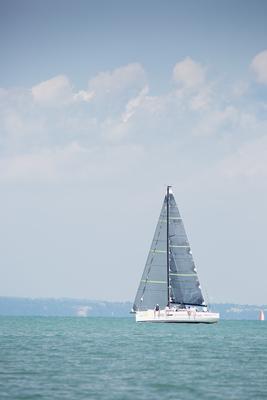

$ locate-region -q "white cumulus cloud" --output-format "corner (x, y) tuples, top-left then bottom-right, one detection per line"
(251, 50), (267, 84)
(31, 75), (73, 105)
(73, 90), (95, 102)
(1, 59), (267, 184)
(88, 63), (146, 96)
(173, 57), (206, 88)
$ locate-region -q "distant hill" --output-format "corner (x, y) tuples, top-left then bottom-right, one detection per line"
(0, 297), (266, 319)
(0, 297), (131, 317)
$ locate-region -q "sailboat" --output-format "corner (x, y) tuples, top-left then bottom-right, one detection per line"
(132, 186), (219, 323)
(259, 310), (265, 321)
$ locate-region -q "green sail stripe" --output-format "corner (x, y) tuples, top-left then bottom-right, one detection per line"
(151, 246), (189, 252)
(170, 245), (190, 248)
(141, 279), (166, 284)
(170, 273), (197, 276)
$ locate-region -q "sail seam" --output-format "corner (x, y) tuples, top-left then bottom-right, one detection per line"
(160, 218), (182, 222)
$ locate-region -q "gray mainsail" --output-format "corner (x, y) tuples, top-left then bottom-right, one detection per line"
(168, 191), (205, 306)
(133, 187), (205, 311)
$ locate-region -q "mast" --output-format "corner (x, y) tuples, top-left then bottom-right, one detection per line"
(167, 185), (171, 307)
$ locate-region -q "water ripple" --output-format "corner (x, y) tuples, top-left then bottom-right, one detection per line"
(0, 317), (266, 399)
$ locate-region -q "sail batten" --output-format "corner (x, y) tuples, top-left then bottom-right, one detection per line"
(133, 188), (205, 311)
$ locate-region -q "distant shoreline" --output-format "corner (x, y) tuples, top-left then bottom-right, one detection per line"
(0, 297), (266, 319)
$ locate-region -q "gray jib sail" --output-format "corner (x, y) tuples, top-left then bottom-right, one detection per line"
(133, 198), (168, 311)
(133, 189), (205, 311)
(168, 193), (205, 306)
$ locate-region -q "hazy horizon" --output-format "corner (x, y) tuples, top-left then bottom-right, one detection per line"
(1, 0), (267, 304)
(1, 295), (267, 307)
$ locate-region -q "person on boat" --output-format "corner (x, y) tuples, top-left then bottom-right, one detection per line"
(154, 304), (160, 317)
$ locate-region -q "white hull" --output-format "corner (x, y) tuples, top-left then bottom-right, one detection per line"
(136, 309), (219, 324)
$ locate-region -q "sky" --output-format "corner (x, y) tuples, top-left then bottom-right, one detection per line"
(0, 0), (267, 304)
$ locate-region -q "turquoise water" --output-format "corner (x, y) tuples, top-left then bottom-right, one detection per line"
(0, 317), (267, 399)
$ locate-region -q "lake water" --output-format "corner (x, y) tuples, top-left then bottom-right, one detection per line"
(0, 317), (266, 399)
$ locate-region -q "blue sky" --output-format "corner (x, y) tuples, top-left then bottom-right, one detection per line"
(1, 0), (267, 304)
(1, 0), (267, 88)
